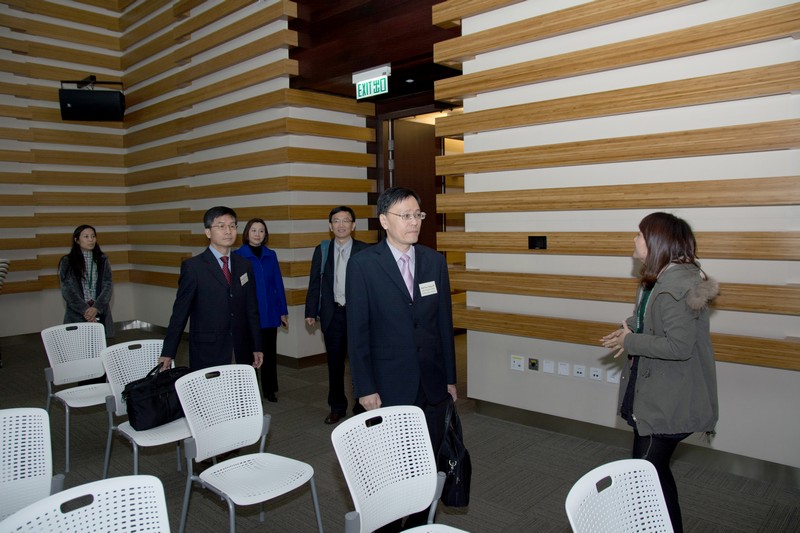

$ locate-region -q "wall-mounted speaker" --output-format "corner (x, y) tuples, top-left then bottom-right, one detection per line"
(59, 89), (125, 121)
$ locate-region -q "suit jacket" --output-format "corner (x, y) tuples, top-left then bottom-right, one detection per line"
(346, 239), (456, 406)
(161, 248), (262, 370)
(304, 238), (370, 333)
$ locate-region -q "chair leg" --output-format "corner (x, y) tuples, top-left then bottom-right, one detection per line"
(132, 441), (140, 475)
(175, 443), (182, 472)
(226, 498), (237, 533)
(103, 412), (114, 479)
(178, 461), (194, 533)
(63, 403), (71, 473)
(309, 476), (324, 533)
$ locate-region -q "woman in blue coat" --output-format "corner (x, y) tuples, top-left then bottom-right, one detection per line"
(234, 218), (288, 401)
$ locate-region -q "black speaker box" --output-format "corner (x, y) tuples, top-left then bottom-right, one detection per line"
(59, 89), (125, 121)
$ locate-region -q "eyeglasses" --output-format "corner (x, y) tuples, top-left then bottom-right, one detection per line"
(331, 218), (353, 225)
(386, 211), (426, 221)
(209, 223), (238, 231)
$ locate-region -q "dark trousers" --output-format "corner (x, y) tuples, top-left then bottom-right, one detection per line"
(376, 385), (450, 532)
(323, 307), (351, 415)
(260, 327), (278, 397)
(632, 430), (690, 533)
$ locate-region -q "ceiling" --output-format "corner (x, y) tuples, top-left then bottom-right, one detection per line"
(289, 0), (461, 111)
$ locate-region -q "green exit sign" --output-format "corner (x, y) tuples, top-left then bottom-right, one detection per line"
(356, 76), (388, 99)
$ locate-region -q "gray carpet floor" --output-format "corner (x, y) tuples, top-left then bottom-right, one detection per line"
(1, 327), (798, 532)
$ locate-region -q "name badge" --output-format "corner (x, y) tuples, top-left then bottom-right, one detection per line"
(419, 281), (437, 297)
(240, 273), (249, 285)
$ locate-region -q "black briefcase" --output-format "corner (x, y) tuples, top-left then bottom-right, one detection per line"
(437, 396), (472, 507)
(122, 364), (190, 431)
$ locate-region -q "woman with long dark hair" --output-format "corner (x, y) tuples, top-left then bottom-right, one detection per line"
(234, 218), (288, 401)
(601, 212), (719, 532)
(58, 224), (114, 337)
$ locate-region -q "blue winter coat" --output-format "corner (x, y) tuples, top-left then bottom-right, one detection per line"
(234, 244), (288, 329)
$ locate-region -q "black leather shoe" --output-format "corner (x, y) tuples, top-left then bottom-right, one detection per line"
(324, 412), (345, 425)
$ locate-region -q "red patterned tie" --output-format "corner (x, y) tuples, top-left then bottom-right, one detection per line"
(221, 256), (231, 285)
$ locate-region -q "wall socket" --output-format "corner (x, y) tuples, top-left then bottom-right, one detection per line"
(607, 368), (621, 384)
(542, 359), (555, 374)
(510, 355), (525, 372)
(557, 362), (570, 376)
(590, 367), (602, 381)
(573, 364), (586, 378)
(528, 357), (539, 371)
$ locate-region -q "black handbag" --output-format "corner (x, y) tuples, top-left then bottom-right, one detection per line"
(437, 396), (472, 507)
(122, 364), (191, 431)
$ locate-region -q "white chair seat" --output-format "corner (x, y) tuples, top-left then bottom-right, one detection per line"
(54, 383), (110, 408)
(199, 453), (315, 506)
(406, 526), (469, 532)
(118, 417), (191, 447)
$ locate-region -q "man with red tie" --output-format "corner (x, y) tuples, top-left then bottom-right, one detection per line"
(159, 206), (263, 371)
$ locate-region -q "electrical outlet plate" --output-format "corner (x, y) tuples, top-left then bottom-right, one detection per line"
(590, 367), (602, 381)
(573, 364), (586, 377)
(557, 362), (570, 376)
(510, 355), (525, 372)
(542, 359), (555, 374)
(607, 368), (621, 384)
(528, 357), (539, 371)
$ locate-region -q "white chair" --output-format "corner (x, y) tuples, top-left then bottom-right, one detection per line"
(331, 405), (464, 533)
(0, 474), (170, 532)
(100, 339), (191, 478)
(175, 364), (324, 533)
(565, 458), (673, 533)
(41, 322), (109, 473)
(0, 408), (64, 521)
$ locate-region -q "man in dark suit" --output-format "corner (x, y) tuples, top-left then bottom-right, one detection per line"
(159, 206), (263, 371)
(305, 206), (370, 424)
(346, 185), (457, 454)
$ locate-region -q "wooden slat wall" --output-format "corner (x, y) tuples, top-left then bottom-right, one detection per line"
(0, 0), (376, 313)
(434, 2), (799, 373)
(435, 4), (800, 102)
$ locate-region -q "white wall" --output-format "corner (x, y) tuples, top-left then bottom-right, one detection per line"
(458, 0), (800, 467)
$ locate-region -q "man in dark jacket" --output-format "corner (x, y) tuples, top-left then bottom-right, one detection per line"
(159, 206), (263, 371)
(305, 206), (370, 424)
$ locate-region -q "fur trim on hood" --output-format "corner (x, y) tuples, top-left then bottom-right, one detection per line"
(686, 277), (719, 311)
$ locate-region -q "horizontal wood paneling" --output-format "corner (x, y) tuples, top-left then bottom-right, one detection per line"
(436, 62), (800, 137)
(183, 148), (374, 177)
(125, 31), (298, 107)
(432, 0), (524, 29)
(435, 4), (800, 102)
(450, 270), (800, 316)
(127, 177), (373, 205)
(33, 171), (126, 187)
(127, 250), (191, 267)
(30, 128), (124, 148)
(453, 306), (800, 371)
(2, 0), (120, 31)
(436, 119), (800, 175)
(435, 0), (701, 67)
(0, 13), (120, 51)
(437, 231), (800, 260)
(436, 176), (800, 213)
(123, 59), (299, 126)
(32, 149), (125, 168)
(32, 191), (126, 206)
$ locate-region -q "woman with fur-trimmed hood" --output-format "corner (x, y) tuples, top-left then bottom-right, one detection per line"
(601, 212), (718, 533)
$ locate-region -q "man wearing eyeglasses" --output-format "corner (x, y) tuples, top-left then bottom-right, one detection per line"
(346, 187), (457, 526)
(159, 206), (263, 371)
(304, 206), (370, 424)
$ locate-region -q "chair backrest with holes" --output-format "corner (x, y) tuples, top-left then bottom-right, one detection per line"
(41, 323), (107, 385)
(565, 458), (673, 533)
(101, 340), (166, 417)
(0, 475), (170, 532)
(331, 405), (439, 533)
(0, 408), (54, 521)
(175, 364), (264, 462)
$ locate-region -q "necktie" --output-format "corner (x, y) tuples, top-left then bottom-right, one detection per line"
(221, 256), (231, 285)
(334, 246), (346, 305)
(399, 253), (413, 298)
